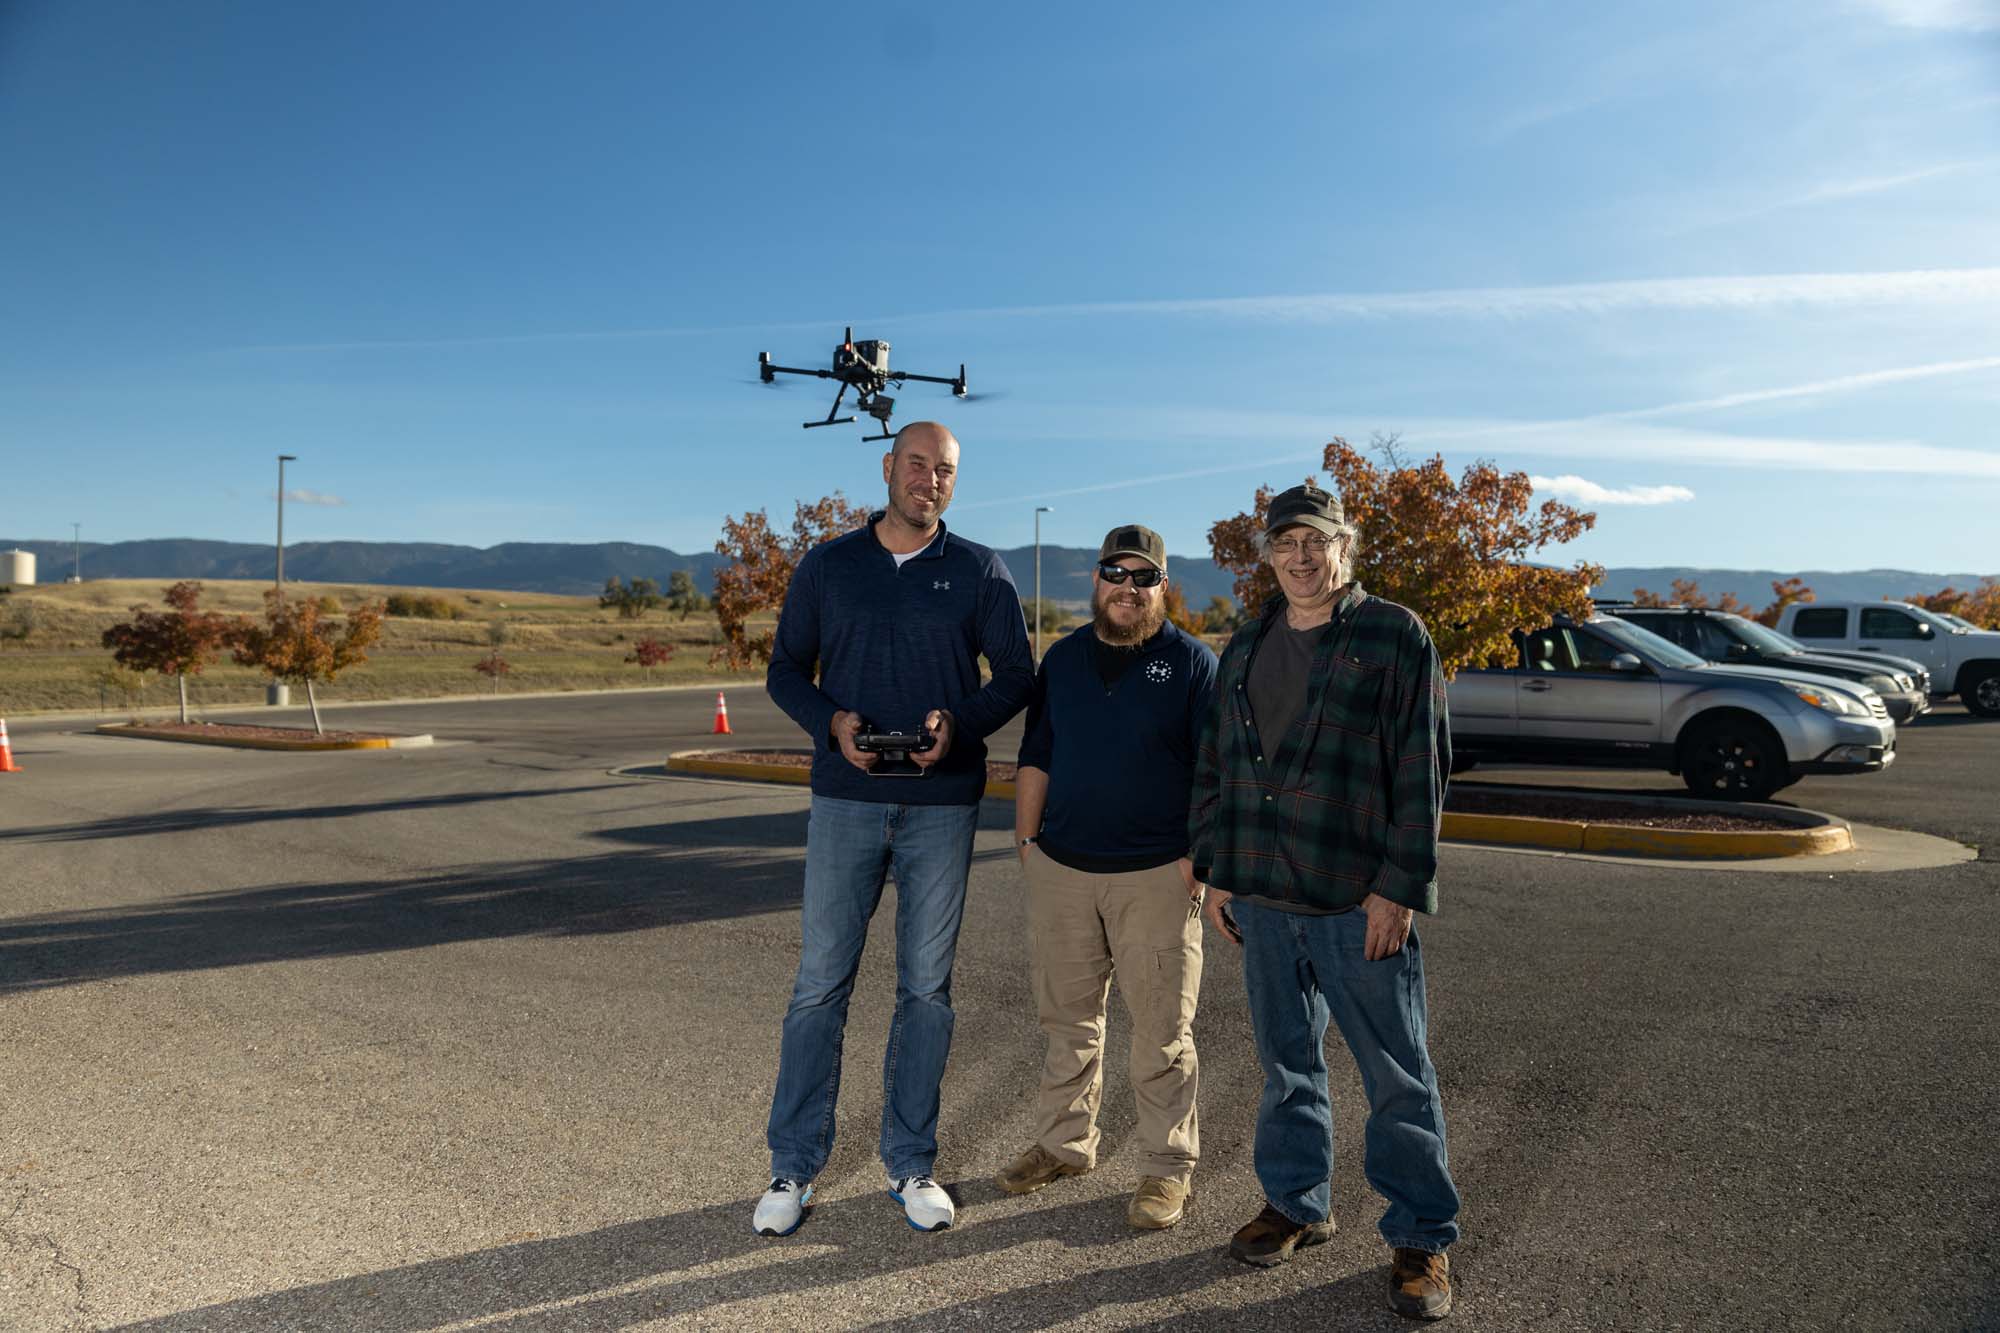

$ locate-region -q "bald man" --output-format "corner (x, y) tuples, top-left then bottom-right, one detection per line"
(755, 422), (1035, 1236)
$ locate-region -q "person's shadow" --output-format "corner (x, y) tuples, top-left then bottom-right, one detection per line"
(108, 1182), (1275, 1331)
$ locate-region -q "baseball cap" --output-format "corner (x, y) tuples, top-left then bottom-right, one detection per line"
(1264, 483), (1345, 540)
(1098, 523), (1167, 571)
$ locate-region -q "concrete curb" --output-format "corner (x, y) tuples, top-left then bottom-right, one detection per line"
(663, 750), (1022, 801)
(24, 679), (750, 724)
(93, 723), (435, 753)
(660, 752), (1848, 860)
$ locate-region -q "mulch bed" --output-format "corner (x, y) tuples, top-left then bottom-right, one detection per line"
(111, 722), (402, 743)
(685, 750), (1803, 832)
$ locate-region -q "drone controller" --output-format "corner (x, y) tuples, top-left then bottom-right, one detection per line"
(853, 730), (934, 778)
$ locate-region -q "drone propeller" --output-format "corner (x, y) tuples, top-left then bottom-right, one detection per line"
(737, 376), (791, 388)
(956, 389), (1005, 403)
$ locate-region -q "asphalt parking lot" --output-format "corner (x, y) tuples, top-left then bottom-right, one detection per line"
(3, 689), (1996, 1331)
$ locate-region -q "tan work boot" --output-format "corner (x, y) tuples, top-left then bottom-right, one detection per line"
(1127, 1175), (1190, 1229)
(995, 1144), (1090, 1196)
(1388, 1247), (1452, 1320)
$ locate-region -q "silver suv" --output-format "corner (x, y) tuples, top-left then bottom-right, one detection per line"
(1449, 613), (1896, 801)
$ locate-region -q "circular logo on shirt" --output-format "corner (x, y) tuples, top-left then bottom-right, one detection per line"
(1145, 659), (1173, 683)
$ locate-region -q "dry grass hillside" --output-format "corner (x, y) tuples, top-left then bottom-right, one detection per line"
(0, 578), (763, 716)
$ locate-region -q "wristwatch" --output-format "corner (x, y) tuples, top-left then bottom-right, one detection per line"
(1018, 836), (1037, 847)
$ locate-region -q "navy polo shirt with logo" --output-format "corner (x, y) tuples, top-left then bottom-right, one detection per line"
(1018, 621), (1220, 871)
(767, 515), (1035, 806)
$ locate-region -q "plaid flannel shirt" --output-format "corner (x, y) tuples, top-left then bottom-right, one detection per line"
(1188, 584), (1451, 915)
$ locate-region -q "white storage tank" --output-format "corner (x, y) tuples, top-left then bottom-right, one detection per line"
(2, 550), (34, 586)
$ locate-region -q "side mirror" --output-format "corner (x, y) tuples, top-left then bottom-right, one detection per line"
(1610, 652), (1645, 673)
(1917, 622), (1934, 638)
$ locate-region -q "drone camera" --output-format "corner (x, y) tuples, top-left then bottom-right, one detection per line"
(867, 395), (896, 422)
(849, 339), (892, 376)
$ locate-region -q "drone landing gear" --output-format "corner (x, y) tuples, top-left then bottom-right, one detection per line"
(802, 381), (856, 430)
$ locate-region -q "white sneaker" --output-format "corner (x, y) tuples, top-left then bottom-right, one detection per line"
(888, 1174), (955, 1231)
(753, 1178), (813, 1236)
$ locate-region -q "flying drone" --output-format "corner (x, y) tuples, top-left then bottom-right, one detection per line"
(753, 328), (979, 442)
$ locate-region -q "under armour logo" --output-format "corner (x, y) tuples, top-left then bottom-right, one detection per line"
(933, 580), (951, 590)
(1145, 660), (1173, 683)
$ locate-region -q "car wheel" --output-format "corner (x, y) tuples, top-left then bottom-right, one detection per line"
(1681, 718), (1784, 802)
(1963, 667), (2000, 718)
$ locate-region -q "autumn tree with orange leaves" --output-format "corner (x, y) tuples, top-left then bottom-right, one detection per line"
(232, 591), (386, 735)
(1628, 576), (1815, 626)
(1160, 581), (1203, 635)
(1905, 577), (2000, 628)
(101, 581), (235, 723)
(712, 492), (870, 667)
(1209, 437), (1601, 677)
(1629, 579), (1754, 617)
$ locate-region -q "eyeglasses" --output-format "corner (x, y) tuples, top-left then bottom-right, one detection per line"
(1269, 535), (1336, 557)
(1097, 563), (1165, 587)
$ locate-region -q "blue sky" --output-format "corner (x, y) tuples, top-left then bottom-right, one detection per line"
(3, 0), (1996, 573)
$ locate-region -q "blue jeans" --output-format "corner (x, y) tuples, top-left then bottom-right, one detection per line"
(767, 795), (980, 1183)
(1236, 898), (1461, 1253)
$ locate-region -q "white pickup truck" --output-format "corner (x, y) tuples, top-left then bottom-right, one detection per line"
(1775, 601), (2000, 718)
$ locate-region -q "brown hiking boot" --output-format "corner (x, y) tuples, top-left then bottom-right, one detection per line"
(995, 1144), (1090, 1196)
(1228, 1203), (1335, 1267)
(1389, 1247), (1452, 1320)
(1127, 1176), (1190, 1230)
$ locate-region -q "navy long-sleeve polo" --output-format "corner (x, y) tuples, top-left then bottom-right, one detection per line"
(1018, 622), (1220, 869)
(766, 516), (1035, 806)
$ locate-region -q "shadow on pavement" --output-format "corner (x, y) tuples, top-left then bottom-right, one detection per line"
(0, 811), (813, 993)
(0, 784), (633, 843)
(106, 1193), (1260, 1331)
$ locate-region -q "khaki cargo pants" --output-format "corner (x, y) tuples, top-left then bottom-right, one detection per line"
(1020, 846), (1203, 1182)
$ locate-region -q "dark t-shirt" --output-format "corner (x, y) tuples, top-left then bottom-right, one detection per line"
(1241, 614), (1348, 917)
(1247, 617), (1321, 743)
(1089, 634), (1147, 691)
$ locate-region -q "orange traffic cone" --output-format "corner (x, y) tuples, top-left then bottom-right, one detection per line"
(0, 720), (20, 774)
(712, 691), (732, 736)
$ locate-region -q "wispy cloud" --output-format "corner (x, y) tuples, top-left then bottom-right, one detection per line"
(1798, 162), (1986, 203)
(280, 488), (345, 506)
(1530, 475), (1696, 505)
(1668, 161), (1995, 233)
(894, 268), (2000, 324)
(230, 268), (2000, 353)
(1610, 355), (2000, 419)
(1850, 0), (2000, 31)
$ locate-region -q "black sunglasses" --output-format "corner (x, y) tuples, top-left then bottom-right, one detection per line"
(1097, 563), (1166, 587)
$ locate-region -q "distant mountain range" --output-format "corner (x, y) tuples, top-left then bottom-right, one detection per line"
(2, 537), (1987, 610)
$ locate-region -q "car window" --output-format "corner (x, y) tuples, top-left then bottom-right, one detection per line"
(1859, 607), (1925, 640)
(1588, 615), (1706, 668)
(1521, 627), (1575, 672)
(1691, 619), (1739, 657)
(1790, 607), (1847, 638)
(1721, 614), (1801, 655)
(1571, 628), (1642, 673)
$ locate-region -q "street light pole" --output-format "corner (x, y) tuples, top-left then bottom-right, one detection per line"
(1034, 505), (1053, 661)
(276, 454), (297, 606)
(71, 523), (80, 583)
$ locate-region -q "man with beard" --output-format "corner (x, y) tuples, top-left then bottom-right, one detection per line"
(1190, 483), (1460, 1320)
(998, 524), (1219, 1230)
(756, 421), (1035, 1237)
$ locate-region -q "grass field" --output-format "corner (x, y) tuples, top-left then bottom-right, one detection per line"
(0, 578), (765, 716)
